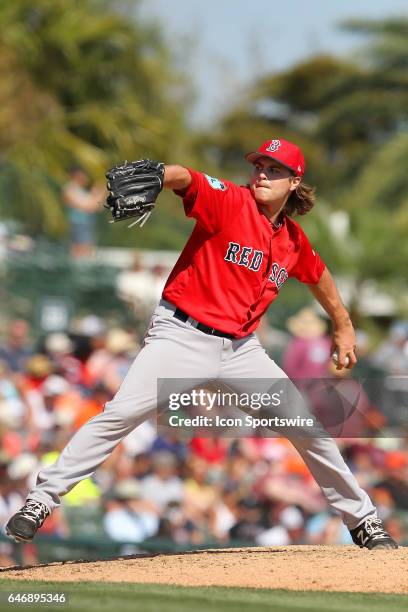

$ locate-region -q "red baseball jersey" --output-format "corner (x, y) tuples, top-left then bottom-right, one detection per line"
(162, 169), (325, 337)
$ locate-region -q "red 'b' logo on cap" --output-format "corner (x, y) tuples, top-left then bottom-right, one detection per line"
(266, 140), (281, 153)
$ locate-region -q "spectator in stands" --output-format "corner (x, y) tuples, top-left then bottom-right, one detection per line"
(373, 450), (408, 511)
(35, 375), (73, 433)
(383, 515), (407, 546)
(0, 360), (27, 430)
(0, 319), (33, 373)
(44, 333), (84, 387)
(371, 320), (408, 375)
(116, 254), (156, 319)
(370, 321), (408, 425)
(189, 437), (229, 464)
(62, 166), (105, 259)
(0, 453), (25, 533)
(183, 457), (218, 523)
(256, 502), (305, 546)
(82, 319), (109, 387)
(283, 307), (331, 381)
(229, 496), (266, 542)
(139, 451), (183, 511)
(0, 455), (25, 566)
(1, 312), (408, 560)
(149, 433), (188, 461)
(254, 458), (325, 514)
(103, 478), (159, 543)
(305, 511), (352, 545)
(102, 328), (139, 394)
(157, 500), (201, 545)
(73, 383), (110, 430)
(40, 375), (82, 432)
(210, 483), (238, 542)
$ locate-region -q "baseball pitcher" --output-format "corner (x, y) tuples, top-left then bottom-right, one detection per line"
(6, 139), (398, 550)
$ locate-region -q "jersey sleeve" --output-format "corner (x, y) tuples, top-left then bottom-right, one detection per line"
(289, 225), (326, 284)
(173, 168), (244, 233)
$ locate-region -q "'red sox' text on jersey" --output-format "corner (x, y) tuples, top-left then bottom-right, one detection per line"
(162, 169), (326, 337)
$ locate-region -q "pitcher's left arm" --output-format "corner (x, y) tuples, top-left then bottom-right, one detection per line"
(308, 267), (357, 370)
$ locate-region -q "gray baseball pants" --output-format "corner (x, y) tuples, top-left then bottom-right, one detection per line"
(30, 300), (376, 529)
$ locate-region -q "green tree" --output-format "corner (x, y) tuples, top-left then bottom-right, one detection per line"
(0, 0), (193, 243)
(206, 18), (408, 300)
(330, 19), (408, 292)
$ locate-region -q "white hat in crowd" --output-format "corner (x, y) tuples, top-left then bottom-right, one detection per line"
(45, 332), (74, 354)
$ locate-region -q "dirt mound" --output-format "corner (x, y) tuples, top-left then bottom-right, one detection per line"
(1, 546), (407, 593)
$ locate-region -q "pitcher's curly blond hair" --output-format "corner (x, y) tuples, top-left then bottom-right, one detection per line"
(284, 180), (316, 217)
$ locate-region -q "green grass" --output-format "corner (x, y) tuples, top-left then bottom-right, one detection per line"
(0, 580), (407, 612)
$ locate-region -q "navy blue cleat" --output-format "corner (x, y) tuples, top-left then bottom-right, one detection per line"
(350, 517), (398, 550)
(6, 499), (50, 543)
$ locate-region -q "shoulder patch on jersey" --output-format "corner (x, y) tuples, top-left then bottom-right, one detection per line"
(204, 174), (228, 191)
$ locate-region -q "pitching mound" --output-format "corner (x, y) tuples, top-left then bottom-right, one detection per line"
(1, 546), (407, 593)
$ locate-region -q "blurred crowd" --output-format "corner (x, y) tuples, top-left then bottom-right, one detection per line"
(1, 291), (408, 566)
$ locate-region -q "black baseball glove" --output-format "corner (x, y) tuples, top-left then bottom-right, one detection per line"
(104, 159), (165, 228)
